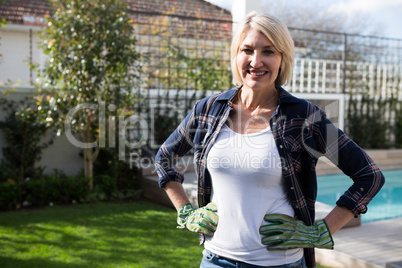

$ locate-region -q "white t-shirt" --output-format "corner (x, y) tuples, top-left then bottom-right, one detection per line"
(204, 124), (303, 266)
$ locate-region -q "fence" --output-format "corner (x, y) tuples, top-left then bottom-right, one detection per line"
(289, 28), (402, 95)
(132, 11), (232, 108)
(288, 28), (402, 148)
(290, 59), (402, 97)
(130, 12), (233, 148)
(129, 12), (402, 149)
(2, 11), (402, 150)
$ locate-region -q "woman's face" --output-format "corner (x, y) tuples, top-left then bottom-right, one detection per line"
(236, 29), (282, 91)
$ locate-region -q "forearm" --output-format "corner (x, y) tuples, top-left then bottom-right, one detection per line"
(324, 205), (354, 234)
(165, 181), (191, 211)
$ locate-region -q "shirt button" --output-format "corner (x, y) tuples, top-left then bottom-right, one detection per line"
(290, 187), (294, 190)
(360, 188), (364, 192)
(279, 145), (283, 149)
(283, 167), (288, 171)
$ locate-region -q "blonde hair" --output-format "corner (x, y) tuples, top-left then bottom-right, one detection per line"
(231, 12), (294, 87)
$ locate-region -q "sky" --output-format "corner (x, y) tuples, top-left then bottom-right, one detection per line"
(205, 0), (402, 39)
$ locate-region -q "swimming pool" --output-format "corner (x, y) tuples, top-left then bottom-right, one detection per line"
(317, 169), (402, 223)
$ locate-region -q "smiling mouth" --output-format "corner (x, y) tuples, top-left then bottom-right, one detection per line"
(248, 71), (267, 76)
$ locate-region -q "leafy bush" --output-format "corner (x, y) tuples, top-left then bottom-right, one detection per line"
(0, 98), (54, 184)
(47, 174), (90, 204)
(96, 175), (116, 200)
(94, 148), (142, 200)
(394, 108), (402, 148)
(346, 95), (391, 148)
(153, 113), (181, 146)
(0, 180), (19, 210)
(24, 172), (90, 206)
(0, 161), (19, 183)
(67, 176), (91, 203)
(24, 178), (49, 206)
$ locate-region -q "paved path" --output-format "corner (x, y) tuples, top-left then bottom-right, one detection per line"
(316, 218), (402, 268)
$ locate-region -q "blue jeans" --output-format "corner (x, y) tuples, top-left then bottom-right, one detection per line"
(200, 249), (306, 268)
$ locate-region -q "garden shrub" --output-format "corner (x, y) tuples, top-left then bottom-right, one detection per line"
(24, 172), (91, 206)
(346, 95), (391, 149)
(52, 175), (90, 204)
(153, 113), (181, 146)
(394, 108), (402, 148)
(69, 176), (91, 203)
(0, 98), (53, 185)
(94, 148), (142, 200)
(0, 180), (19, 210)
(24, 178), (49, 206)
(96, 175), (116, 200)
(0, 161), (19, 183)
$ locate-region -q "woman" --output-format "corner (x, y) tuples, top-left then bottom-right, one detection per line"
(155, 12), (385, 268)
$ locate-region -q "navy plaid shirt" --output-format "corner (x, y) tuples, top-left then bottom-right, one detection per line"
(155, 86), (385, 267)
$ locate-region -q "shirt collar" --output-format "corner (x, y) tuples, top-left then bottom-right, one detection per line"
(216, 85), (300, 105)
(277, 87), (300, 104)
(215, 86), (241, 102)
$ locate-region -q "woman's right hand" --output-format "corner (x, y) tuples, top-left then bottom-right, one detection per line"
(177, 202), (219, 236)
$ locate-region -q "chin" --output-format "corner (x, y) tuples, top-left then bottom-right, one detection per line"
(244, 81), (273, 91)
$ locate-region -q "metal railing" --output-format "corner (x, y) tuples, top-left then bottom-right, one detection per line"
(3, 11), (402, 148)
(289, 58), (402, 97)
(131, 13), (402, 148)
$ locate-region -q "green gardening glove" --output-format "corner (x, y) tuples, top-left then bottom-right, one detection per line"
(259, 214), (334, 250)
(177, 203), (219, 236)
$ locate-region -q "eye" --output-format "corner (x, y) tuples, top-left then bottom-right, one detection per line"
(240, 48), (253, 54)
(263, 49), (274, 55)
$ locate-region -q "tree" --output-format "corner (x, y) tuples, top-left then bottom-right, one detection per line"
(36, 0), (141, 189)
(0, 97), (54, 184)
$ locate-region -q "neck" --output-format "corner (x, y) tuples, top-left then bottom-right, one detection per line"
(239, 86), (278, 111)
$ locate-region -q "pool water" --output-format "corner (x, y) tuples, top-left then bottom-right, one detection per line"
(317, 169), (402, 223)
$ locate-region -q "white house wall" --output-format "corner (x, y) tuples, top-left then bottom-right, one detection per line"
(0, 89), (83, 176)
(0, 25), (44, 86)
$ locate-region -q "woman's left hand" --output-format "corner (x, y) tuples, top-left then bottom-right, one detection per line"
(259, 214), (334, 250)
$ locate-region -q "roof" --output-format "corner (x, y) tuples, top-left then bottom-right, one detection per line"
(0, 0), (232, 36)
(0, 0), (51, 26)
(130, 0), (232, 41)
(131, 0), (231, 22)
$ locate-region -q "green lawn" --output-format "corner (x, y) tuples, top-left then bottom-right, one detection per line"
(0, 201), (331, 267)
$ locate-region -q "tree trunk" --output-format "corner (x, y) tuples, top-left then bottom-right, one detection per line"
(82, 125), (100, 190)
(84, 147), (94, 190)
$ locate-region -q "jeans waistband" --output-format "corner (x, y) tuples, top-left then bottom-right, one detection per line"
(201, 249), (306, 268)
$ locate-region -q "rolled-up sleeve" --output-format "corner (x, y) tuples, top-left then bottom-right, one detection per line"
(317, 112), (385, 216)
(155, 104), (198, 188)
(335, 144), (385, 216)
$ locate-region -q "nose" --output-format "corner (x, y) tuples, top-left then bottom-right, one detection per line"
(250, 51), (263, 68)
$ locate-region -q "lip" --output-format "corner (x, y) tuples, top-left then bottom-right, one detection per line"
(247, 70), (268, 78)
